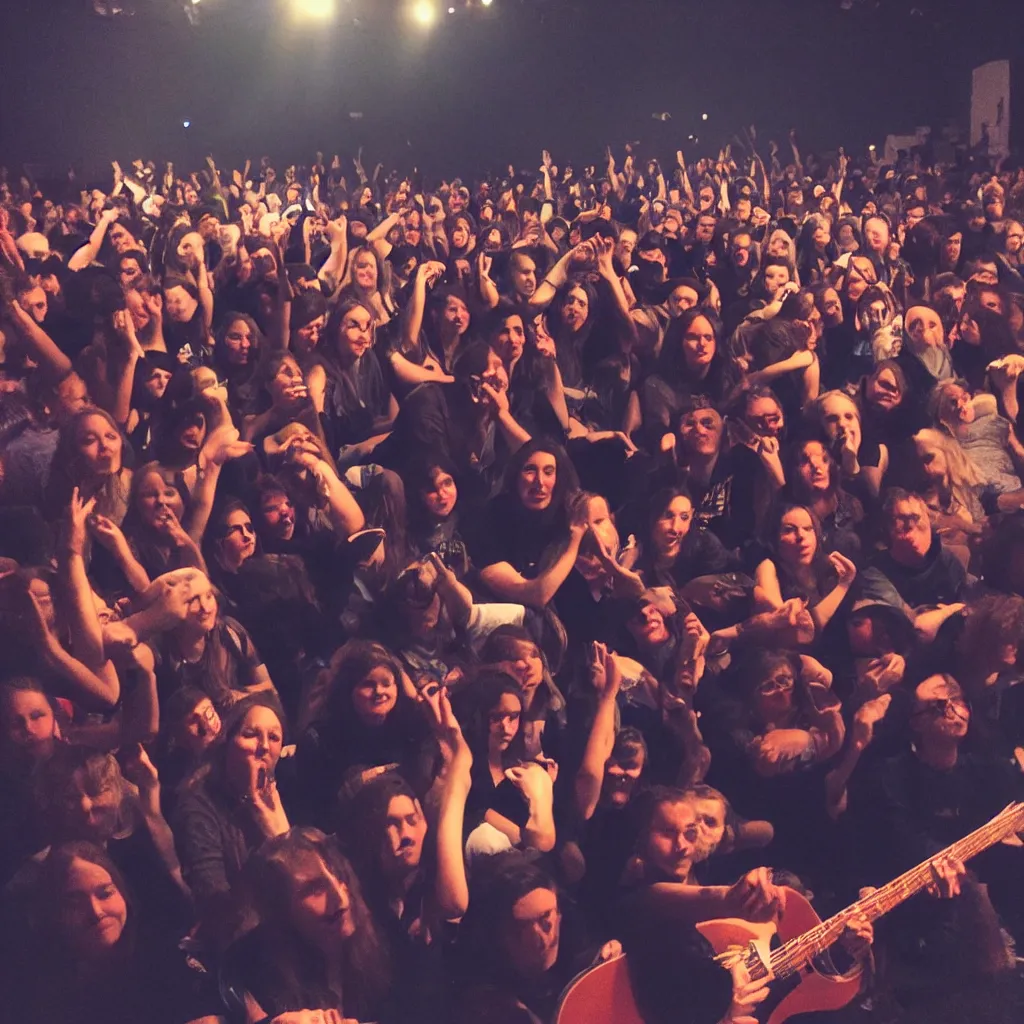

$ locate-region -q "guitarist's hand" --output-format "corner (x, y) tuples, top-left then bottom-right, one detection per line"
(926, 854), (966, 899)
(722, 959), (771, 1024)
(728, 867), (786, 922)
(839, 913), (874, 959)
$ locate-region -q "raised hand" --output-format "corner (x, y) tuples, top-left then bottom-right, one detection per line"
(828, 551), (857, 587)
(65, 487), (97, 558)
(204, 424), (254, 467)
(851, 693), (892, 748)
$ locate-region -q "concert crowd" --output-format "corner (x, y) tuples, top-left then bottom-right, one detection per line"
(0, 132), (1023, 1024)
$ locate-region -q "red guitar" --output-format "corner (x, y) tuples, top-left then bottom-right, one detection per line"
(696, 801), (1024, 1024)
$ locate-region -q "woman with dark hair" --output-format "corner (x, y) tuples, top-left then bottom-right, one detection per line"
(308, 295), (398, 464)
(293, 639), (434, 829)
(642, 309), (734, 442)
(221, 827), (393, 1023)
(406, 453), (470, 576)
(796, 213), (837, 287)
(125, 350), (175, 456)
(0, 677), (66, 884)
(5, 840), (220, 1024)
(858, 357), (912, 447)
(634, 485), (736, 589)
(455, 672), (557, 857)
(240, 349), (324, 449)
(213, 312), (264, 416)
(782, 438), (864, 556)
(471, 437), (585, 608)
(172, 694), (290, 946)
(454, 852), (619, 1024)
(752, 502), (857, 636)
(203, 500), (326, 714)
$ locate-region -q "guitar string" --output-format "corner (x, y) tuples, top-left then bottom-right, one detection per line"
(767, 804), (1023, 977)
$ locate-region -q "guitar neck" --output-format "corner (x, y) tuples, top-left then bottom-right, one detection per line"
(773, 802), (1024, 972)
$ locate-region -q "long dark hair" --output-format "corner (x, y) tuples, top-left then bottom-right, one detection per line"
(456, 670), (526, 773)
(658, 308), (724, 385)
(243, 827), (392, 1020)
(501, 437), (580, 522)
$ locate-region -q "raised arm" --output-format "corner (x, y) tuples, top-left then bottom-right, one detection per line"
(7, 299), (73, 378)
(479, 517), (585, 608)
(316, 214), (349, 293)
(68, 207), (118, 272)
(575, 643), (622, 821)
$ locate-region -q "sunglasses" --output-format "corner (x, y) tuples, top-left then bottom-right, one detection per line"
(912, 697), (969, 719)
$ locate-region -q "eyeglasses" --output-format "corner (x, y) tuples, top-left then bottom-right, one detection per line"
(873, 377), (901, 395)
(757, 673), (795, 695)
(912, 697), (969, 718)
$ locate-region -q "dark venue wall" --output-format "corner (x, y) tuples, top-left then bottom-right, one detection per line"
(0, 0), (1022, 181)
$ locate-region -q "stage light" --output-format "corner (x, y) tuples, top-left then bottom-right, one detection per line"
(411, 0), (437, 26)
(190, 0), (200, 5)
(702, 113), (708, 121)
(481, 0), (493, 6)
(448, 5), (455, 12)
(183, 120), (192, 128)
(294, 0), (335, 19)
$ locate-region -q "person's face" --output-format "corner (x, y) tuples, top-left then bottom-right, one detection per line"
(977, 288), (1004, 315)
(735, 198), (752, 223)
(678, 408), (722, 457)
(176, 231), (204, 265)
(268, 356), (306, 406)
(984, 197), (1005, 221)
(821, 395), (860, 451)
(3, 689), (57, 760)
(730, 234), (753, 268)
(60, 858), (128, 957)
(107, 224), (136, 255)
(905, 206), (925, 231)
(178, 697), (221, 755)
(943, 232), (962, 267)
(763, 264), (791, 299)
(1005, 224), (1024, 256)
(483, 227), (502, 250)
(766, 233), (789, 258)
(489, 691), (522, 753)
(504, 887), (561, 978)
(867, 367), (902, 410)
(19, 285), (48, 324)
(603, 744), (645, 807)
(586, 495), (620, 556)
(163, 285), (197, 323)
(691, 797), (727, 863)
(755, 658), (796, 721)
(403, 210), (422, 246)
(517, 450), (557, 511)
(451, 219), (470, 250)
(680, 315), (716, 369)
(353, 251), (378, 291)
(845, 258), (878, 302)
(142, 366), (171, 402)
(695, 216), (716, 243)
(778, 506), (817, 564)
(616, 229), (637, 268)
(916, 438), (948, 482)
(225, 705), (283, 788)
(643, 799), (698, 882)
(745, 396), (784, 438)
(286, 852), (356, 948)
(55, 374), (90, 419)
(912, 677), (970, 743)
(652, 495), (694, 561)
(352, 666), (398, 725)
(889, 498), (932, 563)
(561, 286), (589, 332)
(819, 287), (843, 327)
(176, 413), (206, 454)
(494, 314), (526, 365)
(136, 470), (184, 528)
(61, 767), (121, 842)
(699, 188), (716, 211)
(943, 384), (974, 425)
(837, 224), (857, 253)
(481, 348), (510, 394)
(423, 467), (457, 518)
(220, 509), (257, 566)
(813, 223), (831, 249)
(847, 611), (894, 660)
(383, 794), (428, 874)
(662, 211), (683, 239)
(905, 306), (945, 349)
(223, 319), (254, 365)
(628, 602), (670, 647)
(532, 314), (556, 358)
(512, 256), (538, 298)
(667, 284), (699, 318)
(260, 489), (296, 542)
(339, 304), (373, 360)
(864, 217), (889, 253)
(76, 413), (123, 477)
(496, 640), (545, 694)
(442, 295), (470, 336)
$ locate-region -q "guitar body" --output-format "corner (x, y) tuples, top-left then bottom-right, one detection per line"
(696, 888), (863, 1024)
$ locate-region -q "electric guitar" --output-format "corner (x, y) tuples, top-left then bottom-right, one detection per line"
(696, 801), (1024, 1024)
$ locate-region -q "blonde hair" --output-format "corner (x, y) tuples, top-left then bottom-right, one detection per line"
(913, 428), (983, 514)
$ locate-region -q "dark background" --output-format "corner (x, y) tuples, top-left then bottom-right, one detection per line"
(2, 0), (1023, 183)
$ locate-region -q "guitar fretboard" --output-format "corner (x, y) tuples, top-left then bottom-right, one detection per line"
(770, 802), (1024, 978)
